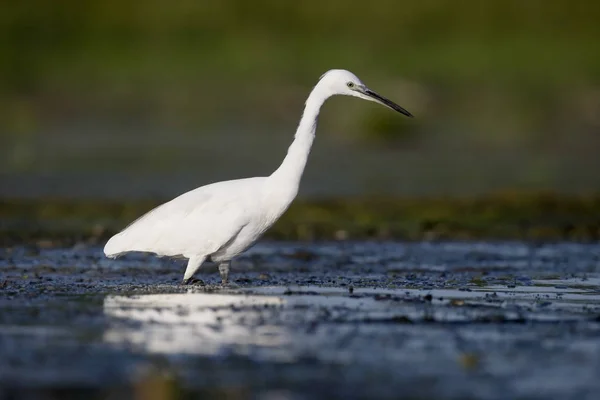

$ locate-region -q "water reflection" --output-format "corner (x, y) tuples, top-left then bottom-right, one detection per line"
(103, 290), (413, 362)
(104, 293), (292, 359)
(103, 282), (600, 364)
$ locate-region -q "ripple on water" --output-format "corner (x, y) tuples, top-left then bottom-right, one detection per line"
(1, 240), (600, 399)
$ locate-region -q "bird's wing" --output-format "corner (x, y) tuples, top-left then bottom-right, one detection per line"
(105, 179), (259, 257)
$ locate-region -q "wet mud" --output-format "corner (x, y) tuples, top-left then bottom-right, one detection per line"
(1, 241), (600, 399)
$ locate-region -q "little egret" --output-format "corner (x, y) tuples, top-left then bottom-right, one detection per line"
(104, 69), (413, 284)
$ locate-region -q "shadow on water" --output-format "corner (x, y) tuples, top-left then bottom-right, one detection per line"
(1, 241), (600, 399)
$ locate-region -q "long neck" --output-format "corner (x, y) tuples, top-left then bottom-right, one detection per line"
(270, 86), (328, 188)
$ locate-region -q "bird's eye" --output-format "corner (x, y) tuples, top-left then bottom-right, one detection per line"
(347, 82), (355, 88)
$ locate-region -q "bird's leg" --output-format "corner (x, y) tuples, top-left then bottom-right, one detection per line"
(182, 255), (206, 285)
(218, 261), (230, 285)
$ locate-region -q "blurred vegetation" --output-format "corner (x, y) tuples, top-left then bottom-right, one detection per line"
(2, 193), (600, 245)
(1, 0), (599, 194)
(1, 1), (600, 133)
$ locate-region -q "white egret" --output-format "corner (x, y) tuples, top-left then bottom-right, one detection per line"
(104, 69), (413, 285)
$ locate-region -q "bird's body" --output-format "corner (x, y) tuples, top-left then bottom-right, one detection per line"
(104, 69), (412, 284)
(105, 176), (294, 263)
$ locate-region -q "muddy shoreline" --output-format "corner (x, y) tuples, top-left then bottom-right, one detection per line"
(1, 241), (600, 399)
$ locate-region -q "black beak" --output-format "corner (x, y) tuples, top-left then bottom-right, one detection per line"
(364, 88), (413, 118)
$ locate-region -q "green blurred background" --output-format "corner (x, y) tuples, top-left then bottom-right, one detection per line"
(1, 0), (600, 200)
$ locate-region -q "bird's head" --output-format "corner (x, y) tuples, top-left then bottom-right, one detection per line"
(317, 69), (413, 118)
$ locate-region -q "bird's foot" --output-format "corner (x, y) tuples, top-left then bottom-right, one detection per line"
(182, 277), (205, 286)
(218, 262), (230, 287)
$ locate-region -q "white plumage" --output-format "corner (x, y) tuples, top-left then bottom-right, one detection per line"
(104, 69), (412, 284)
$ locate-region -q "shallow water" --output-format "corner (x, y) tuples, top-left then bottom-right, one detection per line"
(1, 241), (600, 399)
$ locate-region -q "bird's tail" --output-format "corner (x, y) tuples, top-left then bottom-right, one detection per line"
(103, 234), (126, 258)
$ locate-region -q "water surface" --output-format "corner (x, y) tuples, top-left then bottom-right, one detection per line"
(1, 241), (600, 399)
